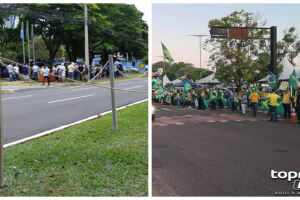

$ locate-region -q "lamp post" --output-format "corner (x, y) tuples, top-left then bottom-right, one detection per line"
(187, 34), (209, 69)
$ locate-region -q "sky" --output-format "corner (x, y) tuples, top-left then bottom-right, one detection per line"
(152, 4), (300, 70)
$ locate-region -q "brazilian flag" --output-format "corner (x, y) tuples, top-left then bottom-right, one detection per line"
(210, 90), (218, 103)
(165, 93), (171, 104)
(184, 82), (192, 92)
(156, 78), (162, 86)
(266, 71), (279, 89)
(161, 42), (174, 65)
(221, 93), (227, 106)
(289, 69), (298, 89)
(167, 83), (174, 91)
(157, 87), (164, 102)
(152, 80), (157, 89)
(261, 99), (283, 114)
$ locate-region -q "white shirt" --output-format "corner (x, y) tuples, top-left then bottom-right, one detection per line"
(13, 65), (19, 73)
(41, 67), (49, 76)
(32, 65), (39, 73)
(7, 64), (13, 73)
(57, 65), (66, 76)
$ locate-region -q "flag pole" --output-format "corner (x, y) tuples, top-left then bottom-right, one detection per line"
(26, 21), (31, 73)
(31, 24), (35, 66)
(22, 21), (25, 64)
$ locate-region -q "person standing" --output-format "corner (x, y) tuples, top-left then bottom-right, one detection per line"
(226, 89), (232, 109)
(13, 63), (19, 80)
(74, 63), (79, 80)
(68, 62), (75, 80)
(249, 90), (259, 116)
(7, 63), (14, 81)
(41, 65), (50, 86)
(22, 64), (29, 79)
(32, 64), (39, 81)
(267, 89), (281, 122)
(241, 92), (248, 115)
(282, 89), (292, 119)
(294, 86), (300, 123)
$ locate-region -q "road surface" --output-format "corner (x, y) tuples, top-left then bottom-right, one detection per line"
(152, 102), (300, 196)
(2, 78), (147, 144)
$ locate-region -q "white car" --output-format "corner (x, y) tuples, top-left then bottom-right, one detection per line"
(124, 66), (139, 73)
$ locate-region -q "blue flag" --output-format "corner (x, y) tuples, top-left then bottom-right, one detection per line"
(20, 22), (24, 40)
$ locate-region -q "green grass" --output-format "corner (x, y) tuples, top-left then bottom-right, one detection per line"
(1, 90), (14, 94)
(1, 101), (148, 196)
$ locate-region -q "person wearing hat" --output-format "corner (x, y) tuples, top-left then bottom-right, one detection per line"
(294, 86), (300, 123)
(282, 89), (292, 119)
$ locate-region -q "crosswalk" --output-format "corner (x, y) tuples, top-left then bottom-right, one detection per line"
(152, 105), (269, 127)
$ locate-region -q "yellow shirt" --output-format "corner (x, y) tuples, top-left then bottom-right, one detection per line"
(267, 93), (281, 106)
(282, 93), (291, 104)
(249, 92), (259, 103)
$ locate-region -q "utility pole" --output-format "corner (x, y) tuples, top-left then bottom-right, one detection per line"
(188, 34), (209, 79)
(187, 34), (209, 68)
(84, 4), (90, 80)
(109, 55), (118, 130)
(270, 26), (277, 74)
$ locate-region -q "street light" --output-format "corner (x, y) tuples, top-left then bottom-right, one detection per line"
(187, 34), (210, 69)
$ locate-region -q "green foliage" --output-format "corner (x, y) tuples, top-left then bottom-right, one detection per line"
(277, 27), (300, 66)
(0, 3), (148, 65)
(152, 61), (213, 81)
(206, 10), (270, 91)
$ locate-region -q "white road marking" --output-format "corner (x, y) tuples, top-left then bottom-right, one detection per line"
(118, 82), (129, 85)
(236, 120), (242, 122)
(176, 123), (184, 125)
(48, 94), (95, 104)
(208, 121), (215, 123)
(162, 108), (175, 111)
(2, 95), (33, 100)
(220, 120), (228, 123)
(72, 87), (97, 91)
(122, 85), (143, 90)
(4, 99), (148, 148)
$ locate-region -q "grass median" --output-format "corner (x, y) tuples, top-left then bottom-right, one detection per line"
(1, 101), (148, 196)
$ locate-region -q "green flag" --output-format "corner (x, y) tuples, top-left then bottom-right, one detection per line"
(26, 21), (29, 41)
(260, 99), (283, 114)
(266, 71), (278, 89)
(161, 42), (174, 65)
(184, 82), (192, 92)
(289, 69), (298, 89)
(209, 90), (218, 103)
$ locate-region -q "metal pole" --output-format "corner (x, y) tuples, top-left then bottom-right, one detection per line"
(199, 37), (202, 69)
(22, 21), (25, 64)
(31, 24), (35, 65)
(84, 4), (90, 81)
(109, 55), (118, 130)
(270, 26), (277, 74)
(0, 70), (3, 187)
(26, 21), (31, 68)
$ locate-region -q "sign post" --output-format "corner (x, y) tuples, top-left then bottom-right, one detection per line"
(209, 26), (277, 74)
(109, 55), (118, 130)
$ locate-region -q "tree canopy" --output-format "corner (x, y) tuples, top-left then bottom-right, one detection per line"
(0, 3), (148, 65)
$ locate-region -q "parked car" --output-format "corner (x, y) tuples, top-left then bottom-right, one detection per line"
(123, 66), (139, 73)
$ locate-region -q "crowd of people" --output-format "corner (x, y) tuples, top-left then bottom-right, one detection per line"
(152, 83), (300, 123)
(4, 61), (127, 86)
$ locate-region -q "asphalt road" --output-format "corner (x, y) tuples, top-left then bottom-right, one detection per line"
(2, 78), (147, 144)
(152, 102), (300, 196)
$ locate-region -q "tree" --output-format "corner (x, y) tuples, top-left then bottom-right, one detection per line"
(277, 27), (300, 66)
(205, 10), (271, 91)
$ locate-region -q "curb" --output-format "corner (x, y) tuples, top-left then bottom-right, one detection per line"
(4, 99), (148, 148)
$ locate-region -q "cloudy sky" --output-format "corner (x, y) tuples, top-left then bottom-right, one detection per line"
(152, 4), (300, 70)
